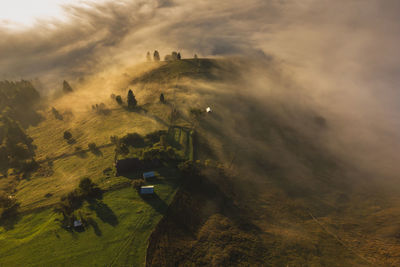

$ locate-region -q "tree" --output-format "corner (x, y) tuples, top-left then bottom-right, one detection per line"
(63, 131), (72, 140)
(171, 51), (178, 60)
(78, 177), (96, 196)
(160, 93), (165, 103)
(63, 80), (73, 93)
(177, 52), (181, 60)
(127, 90), (137, 109)
(164, 55), (172, 61)
(88, 142), (97, 152)
(115, 95), (123, 105)
(153, 50), (160, 61)
(146, 51), (151, 62)
(194, 54), (198, 59)
(51, 107), (63, 120)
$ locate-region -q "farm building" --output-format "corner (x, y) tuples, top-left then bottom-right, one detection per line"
(74, 220), (83, 228)
(140, 185), (155, 195)
(143, 171), (156, 179)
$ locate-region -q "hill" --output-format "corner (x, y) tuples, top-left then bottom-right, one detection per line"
(0, 57), (399, 266)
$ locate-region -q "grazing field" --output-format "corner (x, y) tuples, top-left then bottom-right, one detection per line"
(0, 179), (179, 266)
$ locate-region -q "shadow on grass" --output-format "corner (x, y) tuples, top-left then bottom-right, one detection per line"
(87, 217), (102, 236)
(67, 138), (77, 145)
(90, 148), (103, 157)
(88, 200), (118, 227)
(142, 193), (168, 215)
(0, 203), (21, 231)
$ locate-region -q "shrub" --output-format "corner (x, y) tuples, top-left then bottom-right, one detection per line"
(121, 133), (145, 147)
(145, 130), (167, 144)
(63, 131), (72, 140)
(131, 179), (145, 191)
(51, 107), (63, 120)
(79, 177), (96, 196)
(115, 95), (123, 105)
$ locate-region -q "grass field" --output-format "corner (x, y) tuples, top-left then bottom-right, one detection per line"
(0, 176), (179, 266)
(0, 59), (206, 266)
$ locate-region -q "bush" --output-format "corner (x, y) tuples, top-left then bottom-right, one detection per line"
(79, 177), (96, 196)
(0, 193), (19, 220)
(115, 95), (123, 105)
(51, 107), (63, 120)
(145, 130), (167, 144)
(121, 133), (145, 147)
(63, 131), (72, 140)
(131, 179), (145, 191)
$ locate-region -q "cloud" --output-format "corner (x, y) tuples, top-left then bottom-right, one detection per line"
(1, 0), (399, 181)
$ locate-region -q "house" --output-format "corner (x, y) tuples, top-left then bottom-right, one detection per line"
(140, 185), (154, 195)
(143, 171), (156, 180)
(74, 220), (83, 228)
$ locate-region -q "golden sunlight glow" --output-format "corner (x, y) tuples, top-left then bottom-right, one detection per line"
(0, 0), (103, 28)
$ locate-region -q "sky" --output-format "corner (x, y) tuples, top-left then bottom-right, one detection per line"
(0, 0), (99, 28)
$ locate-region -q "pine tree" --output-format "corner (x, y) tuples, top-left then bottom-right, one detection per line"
(160, 93), (165, 103)
(153, 50), (160, 61)
(177, 52), (181, 60)
(146, 51), (151, 61)
(127, 90), (137, 109)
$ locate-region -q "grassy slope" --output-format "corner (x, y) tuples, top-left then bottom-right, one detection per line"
(20, 107), (166, 211)
(0, 60), (196, 266)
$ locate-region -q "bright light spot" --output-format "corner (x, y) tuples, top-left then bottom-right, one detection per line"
(0, 0), (102, 29)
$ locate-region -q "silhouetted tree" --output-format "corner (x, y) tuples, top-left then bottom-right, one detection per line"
(146, 51), (151, 61)
(171, 51), (178, 60)
(194, 54), (198, 59)
(51, 107), (63, 120)
(78, 177), (96, 196)
(160, 93), (165, 103)
(127, 90), (137, 109)
(63, 80), (73, 93)
(115, 95), (123, 105)
(153, 50), (160, 61)
(177, 52), (181, 60)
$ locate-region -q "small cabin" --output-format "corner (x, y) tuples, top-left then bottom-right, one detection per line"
(143, 171), (156, 180)
(140, 185), (154, 195)
(74, 220), (83, 228)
